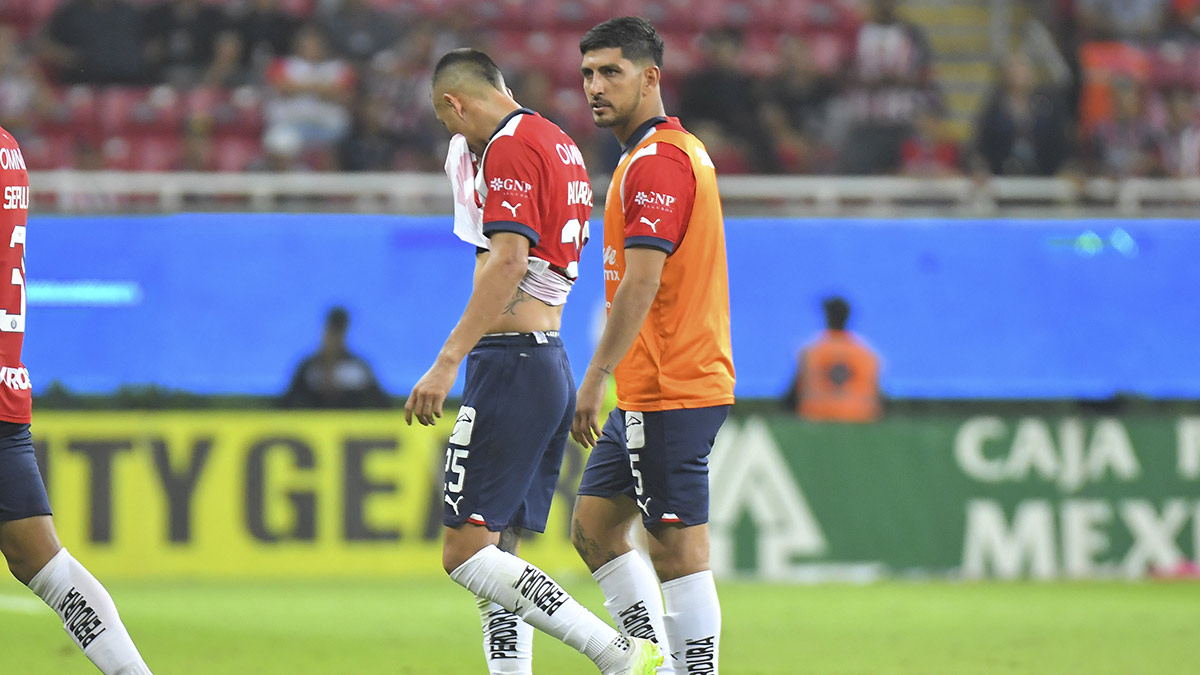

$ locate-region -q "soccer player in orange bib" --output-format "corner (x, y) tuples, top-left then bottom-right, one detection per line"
(572, 17), (736, 675)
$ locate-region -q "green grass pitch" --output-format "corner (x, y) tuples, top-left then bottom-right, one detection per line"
(1, 575), (1195, 674)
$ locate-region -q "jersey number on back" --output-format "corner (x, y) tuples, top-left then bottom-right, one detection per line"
(561, 218), (589, 278)
(0, 225), (25, 333)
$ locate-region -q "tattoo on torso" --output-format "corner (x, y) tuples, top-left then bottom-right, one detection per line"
(503, 289), (532, 315)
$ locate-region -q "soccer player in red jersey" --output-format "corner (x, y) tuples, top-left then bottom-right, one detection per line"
(0, 127), (155, 673)
(571, 18), (736, 675)
(404, 49), (662, 675)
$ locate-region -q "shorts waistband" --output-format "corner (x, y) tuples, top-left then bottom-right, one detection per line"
(474, 330), (562, 348)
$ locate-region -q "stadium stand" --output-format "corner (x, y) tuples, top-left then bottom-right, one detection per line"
(0, 0), (1197, 180)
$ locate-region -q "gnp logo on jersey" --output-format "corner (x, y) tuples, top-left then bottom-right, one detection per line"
(624, 411), (645, 449)
(450, 406), (476, 446)
(489, 177), (532, 194)
(633, 190), (676, 212)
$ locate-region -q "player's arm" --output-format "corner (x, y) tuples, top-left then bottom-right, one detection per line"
(572, 248), (666, 445)
(405, 232), (529, 426)
(572, 149), (695, 446)
(406, 136), (543, 426)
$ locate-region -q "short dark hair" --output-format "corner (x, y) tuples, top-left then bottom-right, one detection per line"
(822, 296), (850, 331)
(432, 48), (505, 90)
(579, 16), (664, 68)
(326, 306), (349, 332)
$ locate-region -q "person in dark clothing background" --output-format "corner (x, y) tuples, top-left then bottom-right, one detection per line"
(281, 306), (389, 409)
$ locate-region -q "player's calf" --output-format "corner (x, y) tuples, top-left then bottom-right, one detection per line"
(28, 547), (155, 675)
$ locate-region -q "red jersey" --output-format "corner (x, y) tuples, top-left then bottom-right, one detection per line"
(0, 126), (31, 423)
(475, 109), (591, 284)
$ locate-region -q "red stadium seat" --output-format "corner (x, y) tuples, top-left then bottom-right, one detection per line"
(491, 30), (533, 71)
(808, 30), (851, 75)
(38, 85), (100, 142)
(98, 86), (185, 135)
(96, 88), (146, 135)
(213, 87), (264, 137)
(20, 133), (75, 170)
(742, 31), (781, 76)
(660, 31), (702, 73)
(213, 135), (261, 172)
(473, 0), (560, 29)
(130, 135), (184, 171)
(183, 86), (229, 122)
(101, 136), (135, 170)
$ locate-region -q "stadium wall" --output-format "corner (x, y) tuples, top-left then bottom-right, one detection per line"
(24, 214), (1199, 400)
(31, 411), (1200, 581)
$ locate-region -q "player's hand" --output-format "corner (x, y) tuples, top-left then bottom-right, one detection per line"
(405, 359), (458, 426)
(572, 370), (606, 448)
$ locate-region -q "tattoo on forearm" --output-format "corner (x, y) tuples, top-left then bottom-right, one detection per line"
(597, 364), (613, 375)
(503, 289), (531, 315)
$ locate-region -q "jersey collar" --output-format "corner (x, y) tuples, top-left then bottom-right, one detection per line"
(490, 107), (536, 141)
(621, 116), (669, 156)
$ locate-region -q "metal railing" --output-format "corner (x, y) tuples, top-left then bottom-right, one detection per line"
(27, 171), (1200, 217)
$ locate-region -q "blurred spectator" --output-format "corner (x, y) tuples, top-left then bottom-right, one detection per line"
(784, 296), (881, 423)
(1078, 0), (1169, 42)
(175, 117), (217, 171)
(1154, 87), (1200, 176)
(281, 306), (389, 409)
(317, 0), (402, 65)
(975, 53), (1073, 176)
(679, 28), (778, 172)
(756, 36), (837, 172)
(339, 98), (399, 171)
(362, 26), (442, 170)
(232, 0), (301, 76)
(264, 24), (356, 165)
(143, 0), (229, 88)
(835, 0), (937, 174)
(900, 104), (961, 177)
(1083, 78), (1160, 176)
(200, 31), (251, 89)
(253, 120), (307, 171)
(0, 26), (51, 142)
(36, 0), (149, 84)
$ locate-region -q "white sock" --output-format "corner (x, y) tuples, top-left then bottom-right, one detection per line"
(452, 545), (629, 672)
(477, 595), (534, 674)
(593, 550), (672, 673)
(661, 570), (720, 675)
(27, 548), (154, 675)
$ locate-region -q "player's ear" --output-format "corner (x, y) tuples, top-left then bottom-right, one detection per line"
(642, 65), (661, 92)
(443, 92), (466, 119)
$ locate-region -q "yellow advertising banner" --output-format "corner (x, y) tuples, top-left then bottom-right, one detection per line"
(30, 412), (588, 580)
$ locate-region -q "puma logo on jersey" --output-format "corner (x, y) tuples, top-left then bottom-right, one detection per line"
(637, 497), (652, 518)
(501, 201), (521, 218)
(639, 216), (660, 233)
(445, 494), (465, 516)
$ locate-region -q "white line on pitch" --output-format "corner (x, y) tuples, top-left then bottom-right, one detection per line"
(0, 594), (45, 614)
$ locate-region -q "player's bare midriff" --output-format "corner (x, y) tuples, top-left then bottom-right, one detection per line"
(474, 250), (563, 333)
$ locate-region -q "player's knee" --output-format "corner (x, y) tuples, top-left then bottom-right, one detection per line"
(442, 547), (468, 576)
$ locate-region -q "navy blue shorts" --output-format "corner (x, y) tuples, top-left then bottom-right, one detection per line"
(443, 332), (574, 533)
(0, 423), (52, 523)
(578, 405), (730, 527)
